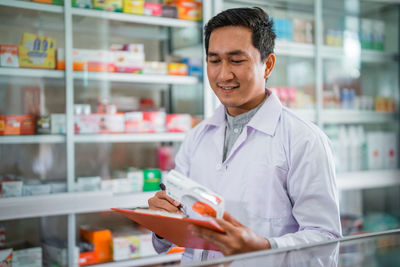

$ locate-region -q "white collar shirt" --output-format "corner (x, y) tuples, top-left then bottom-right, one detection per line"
(154, 91), (342, 263)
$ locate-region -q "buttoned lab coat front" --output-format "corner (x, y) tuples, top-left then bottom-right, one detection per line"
(153, 92), (342, 261)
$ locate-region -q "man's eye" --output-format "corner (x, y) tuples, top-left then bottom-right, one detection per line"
(209, 60), (220, 64)
(232, 60), (245, 64)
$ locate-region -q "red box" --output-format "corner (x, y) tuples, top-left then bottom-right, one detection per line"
(0, 115), (35, 135)
(144, 3), (162, 16)
(166, 114), (192, 132)
(79, 251), (98, 266)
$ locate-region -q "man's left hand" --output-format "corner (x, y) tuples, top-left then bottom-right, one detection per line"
(191, 212), (271, 255)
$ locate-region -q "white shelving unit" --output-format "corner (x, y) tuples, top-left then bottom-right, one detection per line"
(321, 45), (398, 63)
(91, 253), (182, 267)
(0, 67), (65, 79)
(0, 0), (63, 13)
(337, 169), (400, 191)
(0, 191), (153, 221)
(275, 40), (315, 58)
(74, 132), (186, 143)
(0, 135), (65, 144)
(321, 110), (397, 124)
(73, 72), (199, 85)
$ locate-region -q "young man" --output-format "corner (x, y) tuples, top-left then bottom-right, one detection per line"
(148, 7), (342, 262)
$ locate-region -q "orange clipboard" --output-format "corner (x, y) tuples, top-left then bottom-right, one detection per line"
(112, 208), (225, 251)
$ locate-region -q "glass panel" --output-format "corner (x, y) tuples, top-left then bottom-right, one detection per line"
(322, 0), (400, 236)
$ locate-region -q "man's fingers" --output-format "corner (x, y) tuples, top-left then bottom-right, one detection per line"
(157, 191), (182, 207)
(223, 212), (243, 227)
(192, 226), (230, 251)
(148, 191), (181, 213)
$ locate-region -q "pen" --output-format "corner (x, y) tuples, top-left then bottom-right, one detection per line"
(159, 182), (184, 212)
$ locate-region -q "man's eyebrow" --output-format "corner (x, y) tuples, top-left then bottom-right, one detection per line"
(207, 50), (246, 57)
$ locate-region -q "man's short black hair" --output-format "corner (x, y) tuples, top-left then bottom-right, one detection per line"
(204, 7), (276, 62)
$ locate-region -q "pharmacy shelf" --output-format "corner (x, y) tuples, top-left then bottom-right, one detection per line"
(337, 169), (400, 191)
(91, 253), (182, 267)
(321, 46), (398, 63)
(321, 110), (397, 124)
(0, 0), (63, 13)
(0, 191), (154, 221)
(0, 67), (64, 78)
(73, 132), (186, 143)
(0, 135), (65, 144)
(71, 7), (199, 28)
(292, 109), (316, 122)
(275, 40), (315, 58)
(73, 72), (199, 85)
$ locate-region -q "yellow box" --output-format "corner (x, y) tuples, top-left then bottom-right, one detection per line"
(94, 0), (122, 12)
(18, 33), (56, 69)
(123, 0), (144, 14)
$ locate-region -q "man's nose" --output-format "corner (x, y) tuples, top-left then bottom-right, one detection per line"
(218, 62), (234, 81)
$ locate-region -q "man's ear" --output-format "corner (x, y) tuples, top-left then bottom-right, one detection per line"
(264, 53), (276, 79)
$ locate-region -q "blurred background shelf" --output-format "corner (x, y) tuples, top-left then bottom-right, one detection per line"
(0, 191), (153, 221)
(321, 46), (398, 63)
(71, 7), (200, 28)
(73, 72), (200, 85)
(0, 135), (65, 144)
(337, 169), (400, 191)
(0, 0), (63, 13)
(90, 253), (182, 267)
(73, 133), (186, 143)
(0, 67), (64, 78)
(321, 110), (397, 124)
(275, 40), (315, 58)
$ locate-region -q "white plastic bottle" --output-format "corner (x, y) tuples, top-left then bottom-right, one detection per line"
(357, 125), (368, 170)
(338, 125), (350, 172)
(348, 125), (360, 171)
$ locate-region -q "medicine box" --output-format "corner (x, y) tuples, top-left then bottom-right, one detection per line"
(113, 50), (144, 73)
(13, 247), (42, 267)
(144, 3), (162, 16)
(143, 61), (168, 75)
(19, 33), (56, 69)
(142, 169), (161, 191)
(0, 44), (19, 67)
(123, 0), (144, 14)
(166, 114), (192, 132)
(80, 226), (112, 263)
(1, 181), (23, 198)
(72, 0), (93, 8)
(23, 184), (51, 196)
(168, 62), (188, 76)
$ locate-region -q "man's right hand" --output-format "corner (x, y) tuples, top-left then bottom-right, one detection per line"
(148, 190), (183, 213)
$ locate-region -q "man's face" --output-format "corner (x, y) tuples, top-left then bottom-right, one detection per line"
(207, 26), (275, 116)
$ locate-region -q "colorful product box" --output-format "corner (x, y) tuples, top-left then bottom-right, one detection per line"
(57, 48), (115, 72)
(79, 251), (98, 266)
(33, 0), (64, 5)
(182, 57), (202, 77)
(123, 0), (144, 14)
(143, 169), (161, 191)
(165, 0), (201, 21)
(13, 247), (42, 267)
(161, 4), (177, 18)
(0, 115), (20, 135)
(0, 115), (35, 135)
(36, 115), (51, 134)
(99, 114), (125, 133)
(112, 235), (140, 260)
(94, 0), (122, 11)
(166, 114), (192, 132)
(80, 226), (112, 264)
(0, 44), (19, 68)
(125, 111), (166, 133)
(19, 33), (56, 69)
(72, 0), (93, 8)
(113, 50), (144, 73)
(74, 114), (101, 134)
(144, 2), (162, 16)
(168, 62), (188, 75)
(143, 61), (168, 75)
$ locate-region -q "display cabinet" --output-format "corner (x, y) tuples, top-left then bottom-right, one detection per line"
(0, 0), (399, 266)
